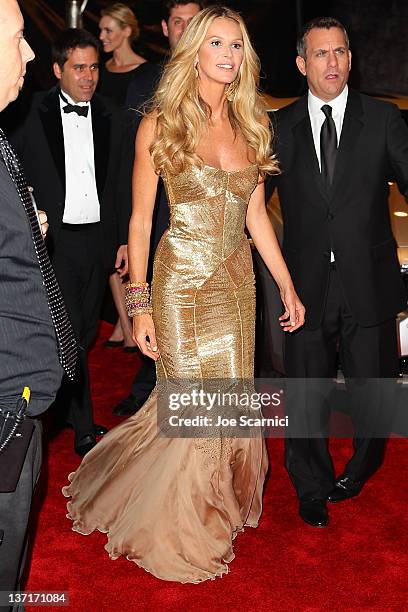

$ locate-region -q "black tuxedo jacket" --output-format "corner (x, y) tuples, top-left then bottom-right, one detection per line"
(12, 87), (133, 269)
(267, 89), (408, 329)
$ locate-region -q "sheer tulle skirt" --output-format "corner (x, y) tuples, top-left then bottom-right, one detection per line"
(62, 390), (268, 583)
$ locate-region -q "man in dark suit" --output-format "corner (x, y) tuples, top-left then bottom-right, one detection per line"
(113, 0), (203, 416)
(268, 17), (408, 527)
(14, 29), (132, 456)
(0, 0), (77, 596)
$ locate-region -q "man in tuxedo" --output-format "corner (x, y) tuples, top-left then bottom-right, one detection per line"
(0, 0), (77, 596)
(269, 17), (408, 527)
(113, 0), (203, 416)
(14, 29), (132, 456)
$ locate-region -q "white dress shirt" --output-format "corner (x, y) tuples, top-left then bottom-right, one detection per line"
(59, 90), (100, 224)
(308, 85), (349, 170)
(308, 85), (349, 261)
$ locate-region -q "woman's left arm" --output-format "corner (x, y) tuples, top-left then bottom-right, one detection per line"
(246, 179), (305, 332)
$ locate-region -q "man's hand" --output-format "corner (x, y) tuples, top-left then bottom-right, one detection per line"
(115, 244), (128, 277)
(38, 210), (49, 238)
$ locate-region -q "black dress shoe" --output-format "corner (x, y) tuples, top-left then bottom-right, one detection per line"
(94, 423), (108, 436)
(63, 422), (108, 436)
(299, 500), (329, 527)
(75, 434), (97, 457)
(103, 339), (124, 348)
(327, 475), (363, 503)
(112, 396), (144, 416)
(123, 345), (139, 354)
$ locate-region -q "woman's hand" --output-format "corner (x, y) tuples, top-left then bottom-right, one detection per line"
(133, 314), (159, 360)
(115, 245), (128, 277)
(279, 284), (306, 332)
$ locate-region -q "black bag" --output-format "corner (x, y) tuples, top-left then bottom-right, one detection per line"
(0, 393), (34, 493)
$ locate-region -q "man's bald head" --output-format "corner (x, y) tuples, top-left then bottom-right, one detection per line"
(0, 0), (34, 111)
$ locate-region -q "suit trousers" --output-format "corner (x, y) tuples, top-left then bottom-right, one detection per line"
(0, 419), (42, 611)
(284, 264), (399, 502)
(51, 224), (108, 441)
(253, 251), (285, 376)
(128, 355), (157, 404)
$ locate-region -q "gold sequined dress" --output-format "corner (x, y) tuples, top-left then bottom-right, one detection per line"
(62, 164), (269, 583)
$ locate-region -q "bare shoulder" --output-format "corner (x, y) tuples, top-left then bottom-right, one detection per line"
(139, 113), (157, 138)
(135, 113), (158, 151)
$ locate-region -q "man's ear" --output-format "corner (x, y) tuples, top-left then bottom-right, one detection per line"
(161, 19), (169, 38)
(295, 55), (306, 76)
(53, 62), (62, 80)
(348, 50), (352, 71)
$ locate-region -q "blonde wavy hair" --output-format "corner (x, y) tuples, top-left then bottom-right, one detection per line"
(148, 5), (279, 177)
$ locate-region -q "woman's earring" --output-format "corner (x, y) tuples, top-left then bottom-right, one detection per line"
(194, 62), (199, 78)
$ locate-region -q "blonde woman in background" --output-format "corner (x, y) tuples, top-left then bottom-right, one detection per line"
(99, 2), (146, 106)
(64, 6), (305, 583)
(99, 2), (148, 351)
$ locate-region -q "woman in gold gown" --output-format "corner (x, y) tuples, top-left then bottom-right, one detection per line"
(63, 6), (305, 583)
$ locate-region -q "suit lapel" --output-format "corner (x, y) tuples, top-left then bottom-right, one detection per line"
(39, 88), (65, 193)
(291, 97), (329, 203)
(91, 95), (111, 201)
(330, 89), (364, 200)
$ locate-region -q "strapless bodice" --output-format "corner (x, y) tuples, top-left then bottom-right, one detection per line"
(161, 164), (259, 259)
(151, 163), (259, 380)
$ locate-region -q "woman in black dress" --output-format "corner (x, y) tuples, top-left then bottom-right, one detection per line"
(98, 3), (151, 349)
(99, 2), (146, 106)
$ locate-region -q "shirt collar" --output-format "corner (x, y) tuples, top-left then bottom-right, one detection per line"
(308, 85), (348, 118)
(59, 88), (90, 108)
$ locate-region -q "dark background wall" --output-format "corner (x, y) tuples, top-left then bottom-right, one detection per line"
(3, 0), (407, 129)
(312, 0), (408, 96)
(19, 0), (408, 96)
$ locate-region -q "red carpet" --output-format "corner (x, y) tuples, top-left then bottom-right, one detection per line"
(25, 322), (408, 611)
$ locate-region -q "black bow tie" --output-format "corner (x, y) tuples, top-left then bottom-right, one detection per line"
(63, 103), (89, 117)
(60, 91), (89, 117)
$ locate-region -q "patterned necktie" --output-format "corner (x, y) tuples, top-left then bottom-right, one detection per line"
(0, 128), (77, 381)
(320, 104), (338, 187)
(60, 91), (89, 117)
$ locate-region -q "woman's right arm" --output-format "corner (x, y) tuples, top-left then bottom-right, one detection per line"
(128, 115), (160, 360)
